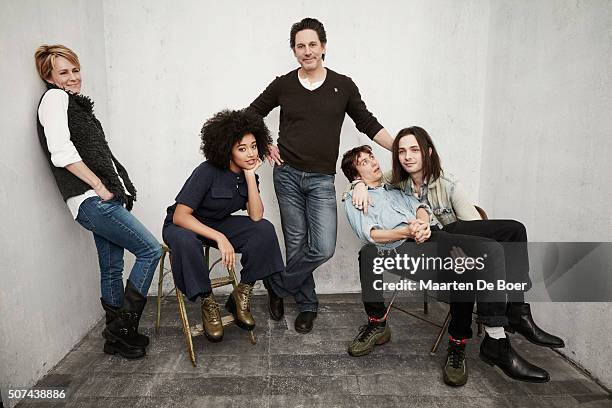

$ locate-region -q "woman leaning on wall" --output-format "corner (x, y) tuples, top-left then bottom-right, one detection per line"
(34, 44), (162, 360)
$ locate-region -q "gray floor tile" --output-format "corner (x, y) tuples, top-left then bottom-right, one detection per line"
(16, 294), (611, 408)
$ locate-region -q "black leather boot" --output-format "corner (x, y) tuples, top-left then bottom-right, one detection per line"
(506, 302), (565, 348)
(479, 334), (549, 383)
(264, 279), (284, 321)
(102, 280), (147, 359)
(101, 299), (149, 347)
(295, 311), (317, 334)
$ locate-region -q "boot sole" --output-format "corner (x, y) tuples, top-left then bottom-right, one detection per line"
(103, 341), (145, 359)
(225, 296), (255, 331)
(505, 327), (565, 349)
(348, 332), (391, 357)
(203, 331), (224, 343)
(479, 352), (550, 383)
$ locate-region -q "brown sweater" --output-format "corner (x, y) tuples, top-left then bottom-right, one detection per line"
(248, 68), (383, 174)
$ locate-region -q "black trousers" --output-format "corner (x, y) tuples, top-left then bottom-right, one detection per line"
(359, 230), (508, 332)
(162, 216), (285, 301)
(444, 219), (530, 338)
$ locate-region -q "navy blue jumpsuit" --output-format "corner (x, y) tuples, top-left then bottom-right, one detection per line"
(162, 161), (285, 301)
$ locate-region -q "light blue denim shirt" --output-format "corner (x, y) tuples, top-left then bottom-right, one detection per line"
(344, 183), (429, 250)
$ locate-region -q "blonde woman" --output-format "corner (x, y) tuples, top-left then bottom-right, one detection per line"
(35, 44), (162, 359)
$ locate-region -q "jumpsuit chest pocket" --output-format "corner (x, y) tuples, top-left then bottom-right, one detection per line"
(210, 187), (233, 199)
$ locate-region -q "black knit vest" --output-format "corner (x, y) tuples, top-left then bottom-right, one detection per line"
(36, 84), (137, 210)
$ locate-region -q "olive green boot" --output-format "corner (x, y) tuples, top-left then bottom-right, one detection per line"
(225, 283), (255, 330)
(443, 338), (468, 386)
(348, 323), (391, 357)
(201, 293), (223, 342)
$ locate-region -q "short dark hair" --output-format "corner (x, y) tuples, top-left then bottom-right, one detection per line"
(200, 109), (272, 169)
(290, 17), (327, 51)
(391, 126), (442, 185)
(341, 145), (373, 182)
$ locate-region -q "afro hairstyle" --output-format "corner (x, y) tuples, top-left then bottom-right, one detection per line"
(200, 109), (272, 168)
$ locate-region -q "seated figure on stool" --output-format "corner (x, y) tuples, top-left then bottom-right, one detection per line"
(162, 109), (285, 341)
(341, 144), (551, 387)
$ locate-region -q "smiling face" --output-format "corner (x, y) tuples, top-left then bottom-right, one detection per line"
(397, 134), (425, 177)
(293, 29), (326, 72)
(355, 151), (383, 185)
(48, 56), (81, 93)
(230, 133), (259, 170)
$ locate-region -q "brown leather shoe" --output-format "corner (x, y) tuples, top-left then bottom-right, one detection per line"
(226, 283), (255, 330)
(201, 293), (223, 342)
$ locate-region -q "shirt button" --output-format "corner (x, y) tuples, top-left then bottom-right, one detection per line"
(236, 185), (238, 188)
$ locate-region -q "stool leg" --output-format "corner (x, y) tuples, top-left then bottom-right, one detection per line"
(155, 247), (167, 332)
(423, 289), (429, 315)
(176, 288), (197, 367)
(430, 311), (451, 355)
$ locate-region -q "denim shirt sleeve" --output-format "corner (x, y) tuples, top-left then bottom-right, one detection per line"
(343, 193), (380, 244)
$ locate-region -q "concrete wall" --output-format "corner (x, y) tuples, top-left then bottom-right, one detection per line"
(480, 0), (612, 389)
(101, 0), (491, 294)
(3, 0), (610, 404)
(0, 1), (108, 407)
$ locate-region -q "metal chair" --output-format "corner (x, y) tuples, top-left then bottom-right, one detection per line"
(155, 244), (256, 366)
(392, 205), (488, 354)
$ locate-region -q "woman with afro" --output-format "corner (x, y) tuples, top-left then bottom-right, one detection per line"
(162, 109), (285, 341)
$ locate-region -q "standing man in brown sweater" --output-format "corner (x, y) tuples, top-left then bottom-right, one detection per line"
(248, 18), (394, 333)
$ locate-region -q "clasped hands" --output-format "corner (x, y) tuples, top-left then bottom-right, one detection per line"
(405, 219), (431, 244)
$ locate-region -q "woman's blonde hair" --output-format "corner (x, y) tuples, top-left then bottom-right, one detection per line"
(34, 44), (80, 82)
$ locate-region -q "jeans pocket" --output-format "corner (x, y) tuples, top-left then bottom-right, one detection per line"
(96, 197), (121, 214)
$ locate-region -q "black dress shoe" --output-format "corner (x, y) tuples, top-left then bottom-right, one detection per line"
(295, 311), (317, 334)
(479, 334), (550, 383)
(506, 302), (565, 348)
(264, 281), (284, 321)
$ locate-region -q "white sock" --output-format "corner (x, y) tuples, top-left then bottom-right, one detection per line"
(484, 326), (506, 339)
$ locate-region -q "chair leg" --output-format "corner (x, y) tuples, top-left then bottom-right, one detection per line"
(430, 311), (451, 355)
(155, 248), (167, 333)
(423, 289), (429, 315)
(176, 288), (197, 367)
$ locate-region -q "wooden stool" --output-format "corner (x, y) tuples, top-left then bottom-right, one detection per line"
(155, 244), (256, 366)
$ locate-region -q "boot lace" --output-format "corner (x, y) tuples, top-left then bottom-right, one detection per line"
(354, 324), (380, 343)
(448, 341), (466, 369)
(203, 297), (221, 323)
(238, 284), (254, 312)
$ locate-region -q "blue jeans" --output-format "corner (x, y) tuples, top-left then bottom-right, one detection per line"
(268, 164), (337, 312)
(76, 197), (162, 307)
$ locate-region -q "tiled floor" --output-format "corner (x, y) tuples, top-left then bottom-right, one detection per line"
(16, 294), (611, 407)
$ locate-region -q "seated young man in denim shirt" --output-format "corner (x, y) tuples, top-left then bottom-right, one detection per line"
(340, 145), (550, 387)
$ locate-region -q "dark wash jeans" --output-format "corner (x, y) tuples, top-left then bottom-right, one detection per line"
(76, 197), (162, 307)
(266, 163), (337, 312)
(359, 230), (508, 337)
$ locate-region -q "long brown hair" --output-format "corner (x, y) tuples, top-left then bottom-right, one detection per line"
(391, 126), (442, 185)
